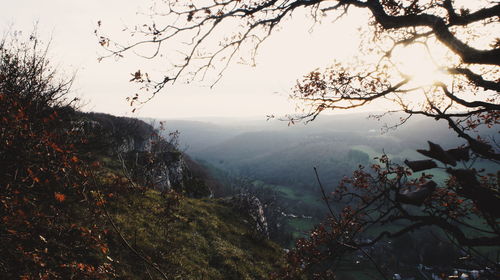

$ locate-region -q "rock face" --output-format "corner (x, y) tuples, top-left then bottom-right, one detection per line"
(117, 135), (187, 192)
(125, 149), (185, 192)
(227, 194), (269, 238)
(78, 112), (211, 195)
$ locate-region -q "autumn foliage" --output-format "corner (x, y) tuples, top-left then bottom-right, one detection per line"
(0, 35), (113, 279)
(274, 150), (499, 279)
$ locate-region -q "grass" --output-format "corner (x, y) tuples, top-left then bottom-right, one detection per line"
(106, 189), (284, 279)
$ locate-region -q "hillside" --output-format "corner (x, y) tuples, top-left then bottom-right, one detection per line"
(1, 103), (284, 279)
(87, 120), (284, 280)
(106, 185), (283, 279)
(85, 122), (285, 279)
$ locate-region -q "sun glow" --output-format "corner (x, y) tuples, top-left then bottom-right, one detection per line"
(391, 43), (450, 87)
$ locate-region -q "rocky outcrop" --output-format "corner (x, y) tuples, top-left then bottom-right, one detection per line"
(226, 194), (269, 238)
(77, 112), (211, 195)
(75, 112), (155, 154)
(124, 149), (185, 192)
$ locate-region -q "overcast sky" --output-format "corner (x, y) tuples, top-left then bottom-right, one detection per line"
(1, 0), (376, 120)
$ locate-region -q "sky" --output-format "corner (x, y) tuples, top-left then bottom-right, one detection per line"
(1, 0), (380, 120)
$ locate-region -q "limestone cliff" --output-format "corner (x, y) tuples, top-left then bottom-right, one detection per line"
(78, 112), (211, 196)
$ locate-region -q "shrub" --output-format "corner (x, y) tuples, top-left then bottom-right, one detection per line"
(0, 32), (112, 279)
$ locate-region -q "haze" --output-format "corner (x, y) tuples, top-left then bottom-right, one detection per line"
(1, 0), (379, 120)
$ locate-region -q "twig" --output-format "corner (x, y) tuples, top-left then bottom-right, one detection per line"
(313, 166), (337, 221)
(145, 263), (154, 280)
(340, 241), (390, 280)
(117, 153), (140, 189)
(102, 201), (169, 280)
(89, 170), (169, 280)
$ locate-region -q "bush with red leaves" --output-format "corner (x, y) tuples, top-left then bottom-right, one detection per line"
(0, 33), (113, 279)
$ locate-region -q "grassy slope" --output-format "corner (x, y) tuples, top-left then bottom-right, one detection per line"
(64, 150), (284, 279)
(102, 177), (283, 279)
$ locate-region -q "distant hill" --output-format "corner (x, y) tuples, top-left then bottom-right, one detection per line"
(157, 113), (487, 190)
(152, 113), (498, 247)
(158, 113), (469, 156)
